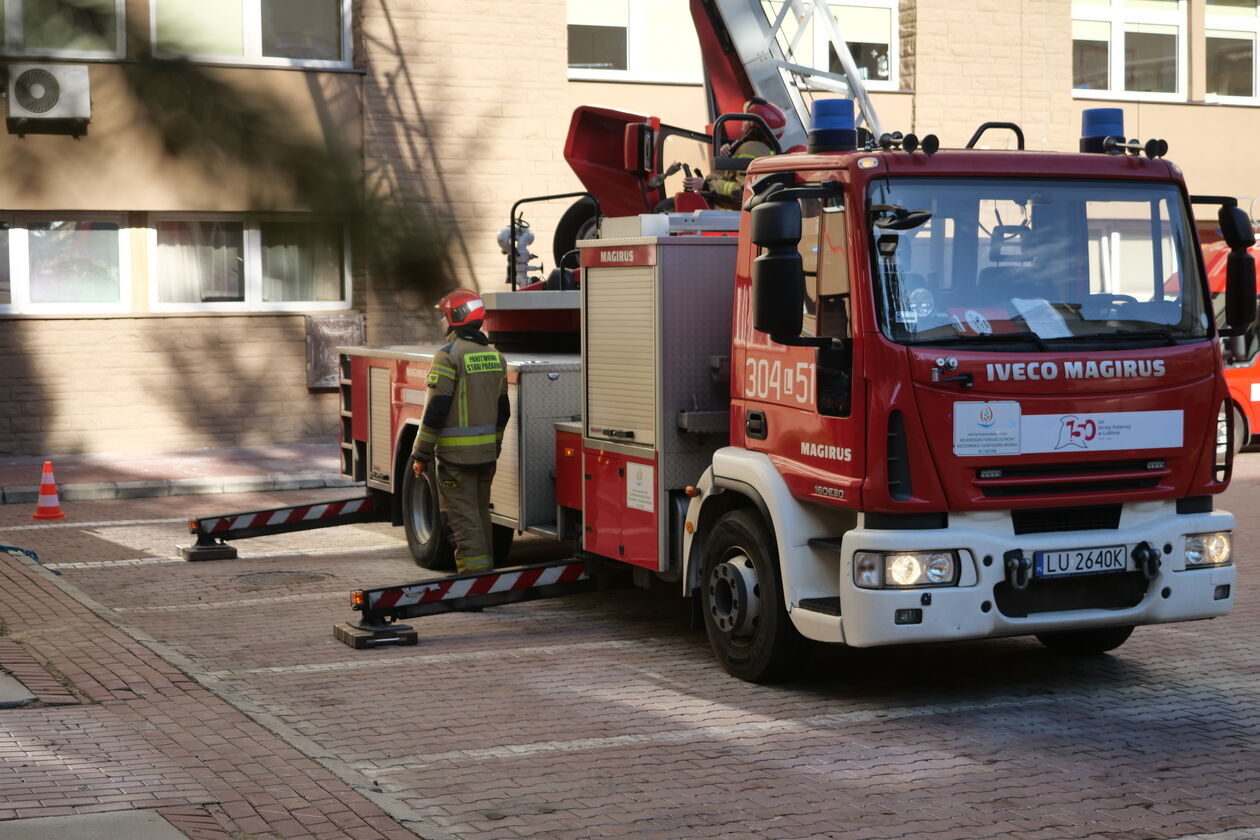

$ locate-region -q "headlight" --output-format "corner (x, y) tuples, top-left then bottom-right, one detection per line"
(1185, 532), (1232, 567)
(854, 550), (960, 588)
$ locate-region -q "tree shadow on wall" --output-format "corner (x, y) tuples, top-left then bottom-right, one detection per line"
(3, 0), (487, 453)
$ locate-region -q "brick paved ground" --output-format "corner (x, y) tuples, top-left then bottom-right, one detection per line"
(2, 472), (1260, 839)
(0, 490), (419, 839)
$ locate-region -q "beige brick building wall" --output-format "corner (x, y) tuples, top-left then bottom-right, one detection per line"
(4, 0), (1260, 459)
(0, 316), (338, 456)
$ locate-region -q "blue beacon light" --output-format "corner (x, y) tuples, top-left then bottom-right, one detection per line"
(1080, 107), (1124, 154)
(809, 98), (858, 153)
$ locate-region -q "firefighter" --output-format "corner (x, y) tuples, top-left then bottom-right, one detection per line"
(683, 97), (787, 208)
(411, 289), (510, 574)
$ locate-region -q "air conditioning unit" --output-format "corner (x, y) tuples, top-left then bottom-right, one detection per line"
(8, 64), (91, 122)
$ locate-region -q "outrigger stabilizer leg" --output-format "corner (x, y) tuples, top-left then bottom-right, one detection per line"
(333, 558), (597, 649)
(179, 495), (387, 561)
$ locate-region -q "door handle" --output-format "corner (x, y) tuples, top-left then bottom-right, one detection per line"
(746, 409), (767, 440)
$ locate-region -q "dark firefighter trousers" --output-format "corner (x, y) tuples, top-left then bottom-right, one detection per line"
(437, 461), (496, 574)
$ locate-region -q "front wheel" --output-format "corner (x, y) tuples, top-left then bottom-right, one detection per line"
(402, 462), (455, 570)
(1035, 625), (1133, 655)
(700, 509), (805, 682)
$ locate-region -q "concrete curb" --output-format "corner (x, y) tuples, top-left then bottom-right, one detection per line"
(0, 473), (358, 505)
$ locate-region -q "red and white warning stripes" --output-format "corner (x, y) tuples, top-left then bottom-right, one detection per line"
(199, 497), (375, 535)
(368, 561), (589, 611)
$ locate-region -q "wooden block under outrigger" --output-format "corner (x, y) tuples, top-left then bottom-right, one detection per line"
(332, 622), (419, 649)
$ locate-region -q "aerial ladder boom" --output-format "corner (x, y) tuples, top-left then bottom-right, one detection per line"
(694, 0), (885, 147)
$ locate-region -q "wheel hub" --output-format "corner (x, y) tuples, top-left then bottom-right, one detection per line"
(708, 554), (761, 636)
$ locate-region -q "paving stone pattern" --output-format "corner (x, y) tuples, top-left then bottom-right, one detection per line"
(2, 477), (1260, 839)
(0, 491), (422, 840)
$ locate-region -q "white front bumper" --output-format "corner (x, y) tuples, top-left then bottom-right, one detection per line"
(791, 501), (1236, 648)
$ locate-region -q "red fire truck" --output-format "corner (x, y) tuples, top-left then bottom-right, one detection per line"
(323, 102), (1256, 682)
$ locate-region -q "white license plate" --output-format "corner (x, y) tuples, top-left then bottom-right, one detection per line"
(1034, 545), (1129, 579)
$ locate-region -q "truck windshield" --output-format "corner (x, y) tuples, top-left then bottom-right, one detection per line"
(867, 178), (1210, 349)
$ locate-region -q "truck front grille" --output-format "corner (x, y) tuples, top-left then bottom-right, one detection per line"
(1011, 504), (1122, 535)
(976, 459), (1168, 498)
(994, 571), (1149, 618)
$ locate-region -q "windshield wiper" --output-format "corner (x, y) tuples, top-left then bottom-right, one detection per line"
(916, 330), (1050, 351)
(1078, 329), (1180, 346)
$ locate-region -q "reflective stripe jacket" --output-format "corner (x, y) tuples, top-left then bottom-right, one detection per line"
(705, 138), (774, 201)
(412, 330), (510, 466)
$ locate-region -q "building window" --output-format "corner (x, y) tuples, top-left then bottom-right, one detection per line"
(0, 215), (130, 314)
(151, 216), (348, 312)
(1073, 0), (1186, 99)
(260, 221), (344, 303)
(567, 0), (703, 83)
(761, 0), (900, 93)
(154, 220), (245, 304)
(828, 2), (898, 88)
(152, 0), (351, 67)
(2, 0), (124, 58)
(1207, 0), (1259, 100)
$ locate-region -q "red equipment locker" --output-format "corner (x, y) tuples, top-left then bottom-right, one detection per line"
(579, 229), (737, 572)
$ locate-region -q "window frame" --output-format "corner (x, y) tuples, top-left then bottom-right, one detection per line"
(566, 0), (704, 85)
(0, 212), (132, 315)
(147, 213), (351, 314)
(566, 1), (902, 91)
(1072, 0), (1189, 103)
(149, 0), (354, 70)
(819, 0), (901, 93)
(1205, 3), (1260, 104)
(2, 0), (127, 60)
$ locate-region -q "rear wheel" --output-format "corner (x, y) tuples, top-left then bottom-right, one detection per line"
(402, 463), (455, 570)
(1035, 625), (1133, 655)
(700, 509), (805, 682)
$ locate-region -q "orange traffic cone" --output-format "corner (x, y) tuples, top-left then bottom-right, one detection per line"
(31, 461), (65, 521)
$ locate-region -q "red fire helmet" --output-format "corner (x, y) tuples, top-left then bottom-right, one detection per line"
(745, 97), (787, 140)
(435, 288), (486, 328)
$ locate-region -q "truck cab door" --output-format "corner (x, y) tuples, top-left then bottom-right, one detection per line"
(739, 189), (867, 506)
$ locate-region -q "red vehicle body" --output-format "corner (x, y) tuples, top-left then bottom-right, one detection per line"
(1204, 238), (1260, 448)
(339, 131), (1249, 681)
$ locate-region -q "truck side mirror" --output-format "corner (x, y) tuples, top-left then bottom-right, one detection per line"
(623, 122), (654, 175)
(750, 201), (805, 339)
(1225, 249), (1257, 331)
(1219, 205), (1256, 251)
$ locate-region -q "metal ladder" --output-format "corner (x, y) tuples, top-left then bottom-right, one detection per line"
(709, 0), (885, 146)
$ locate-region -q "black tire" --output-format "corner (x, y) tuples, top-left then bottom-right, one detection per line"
(492, 523), (514, 565)
(552, 197), (599, 266)
(700, 508), (805, 682)
(402, 463), (455, 570)
(1035, 625), (1134, 655)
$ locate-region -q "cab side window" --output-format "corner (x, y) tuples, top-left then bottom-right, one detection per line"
(799, 195), (852, 416)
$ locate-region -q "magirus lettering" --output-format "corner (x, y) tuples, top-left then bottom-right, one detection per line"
(801, 442), (853, 461)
